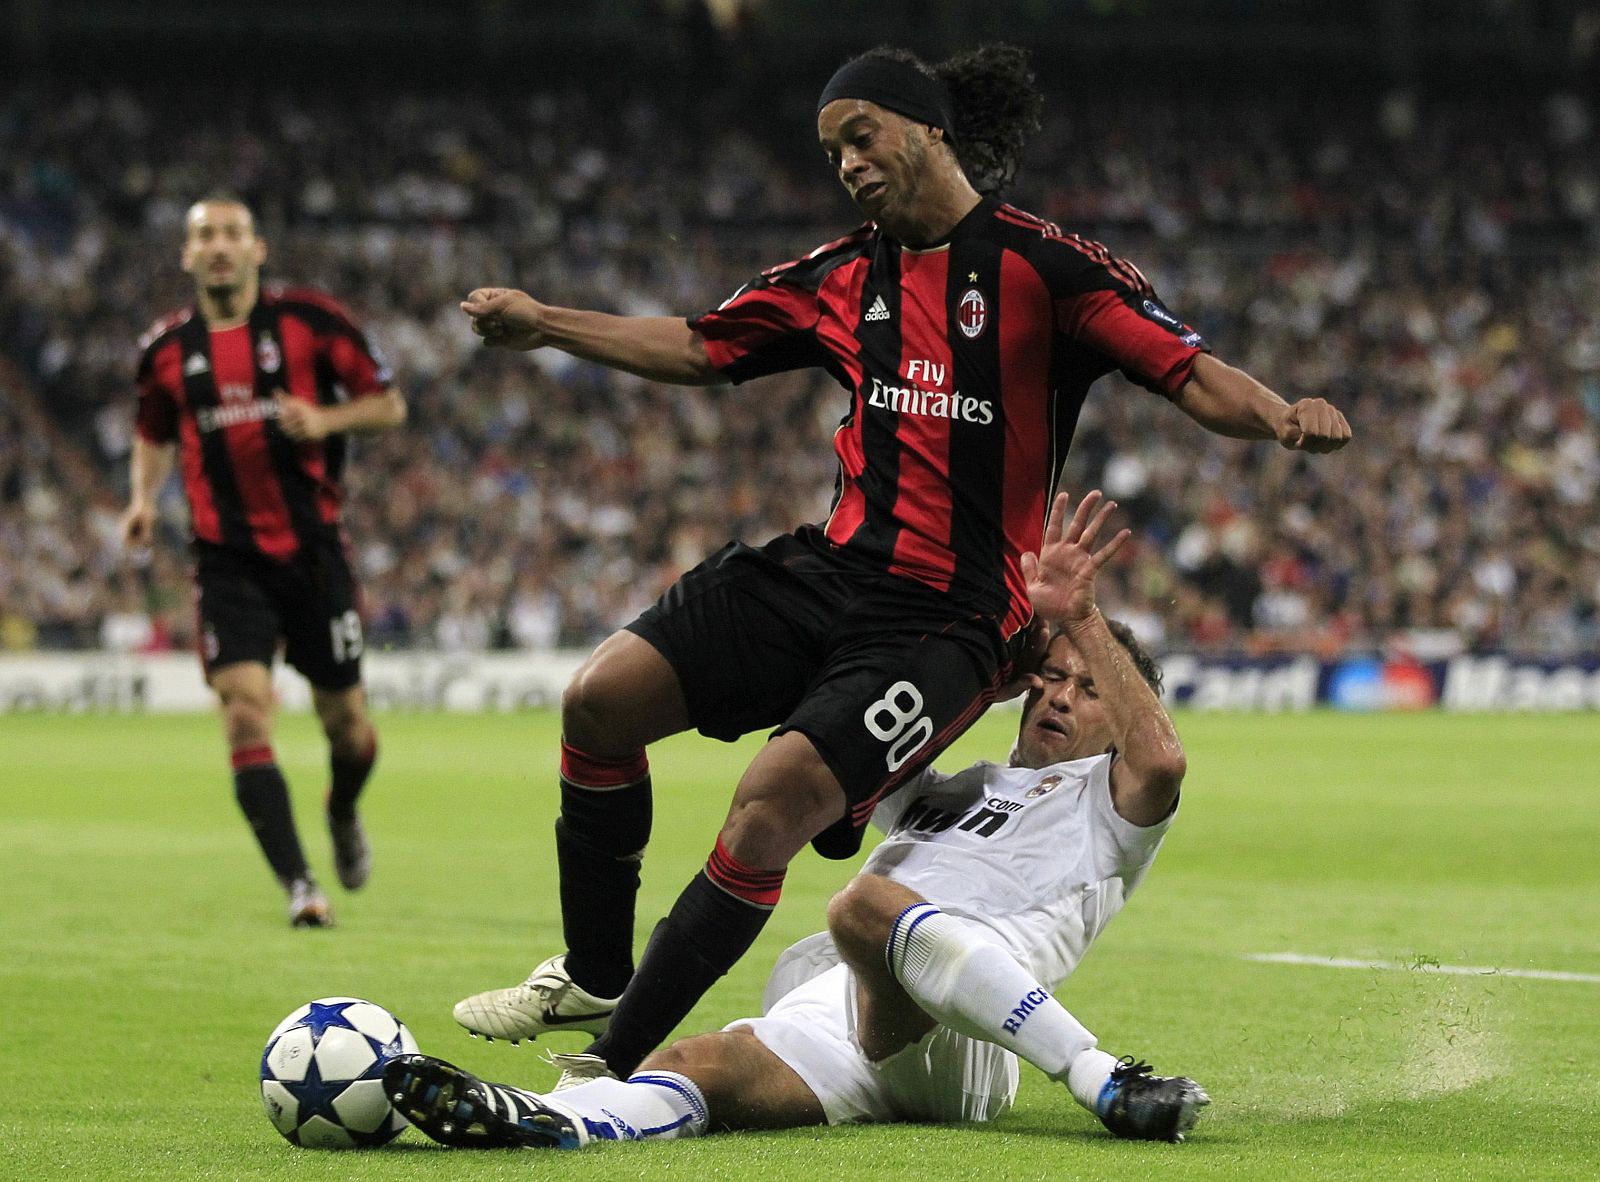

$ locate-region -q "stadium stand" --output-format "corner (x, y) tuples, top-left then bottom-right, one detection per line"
(1, 80), (1595, 658)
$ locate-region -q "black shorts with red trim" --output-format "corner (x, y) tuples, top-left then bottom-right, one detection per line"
(624, 526), (1018, 859)
(193, 536), (364, 691)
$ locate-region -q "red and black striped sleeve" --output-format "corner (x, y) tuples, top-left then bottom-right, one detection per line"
(689, 228), (873, 385)
(275, 287), (392, 396)
(133, 320), (182, 444)
(1020, 220), (1209, 399)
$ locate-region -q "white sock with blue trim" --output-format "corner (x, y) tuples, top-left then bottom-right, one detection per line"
(546, 1071), (709, 1142)
(888, 902), (1102, 1099)
(1070, 1047), (1122, 1114)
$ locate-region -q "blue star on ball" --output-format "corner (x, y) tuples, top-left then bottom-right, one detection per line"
(299, 1000), (357, 1039)
(290, 1053), (353, 1131)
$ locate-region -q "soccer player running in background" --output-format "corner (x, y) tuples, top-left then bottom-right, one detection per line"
(391, 490), (1209, 1148)
(120, 197), (406, 927)
(451, 44), (1350, 1078)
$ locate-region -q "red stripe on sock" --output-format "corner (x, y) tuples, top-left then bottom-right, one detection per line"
(708, 837), (783, 881)
(560, 741), (649, 789)
(705, 836), (785, 906)
(231, 744), (275, 772)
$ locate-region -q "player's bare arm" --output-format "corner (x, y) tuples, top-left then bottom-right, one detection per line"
(1025, 491), (1186, 825)
(1174, 352), (1351, 453)
(460, 287), (721, 385)
(119, 435), (176, 548)
(275, 387), (407, 442)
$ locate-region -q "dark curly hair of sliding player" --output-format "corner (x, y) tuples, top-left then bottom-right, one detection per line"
(851, 42), (1044, 196)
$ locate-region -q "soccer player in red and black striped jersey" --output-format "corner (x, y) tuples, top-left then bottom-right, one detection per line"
(119, 197), (406, 928)
(450, 45), (1350, 1076)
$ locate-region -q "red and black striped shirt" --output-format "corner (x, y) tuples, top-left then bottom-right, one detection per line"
(134, 286), (391, 562)
(690, 197), (1208, 639)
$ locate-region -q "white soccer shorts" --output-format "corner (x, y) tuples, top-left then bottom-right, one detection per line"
(729, 962), (1019, 1126)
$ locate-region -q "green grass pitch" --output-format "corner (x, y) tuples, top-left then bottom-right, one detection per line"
(2, 708), (1596, 1180)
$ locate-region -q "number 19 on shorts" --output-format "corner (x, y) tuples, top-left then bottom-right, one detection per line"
(330, 610), (364, 663)
(864, 680), (933, 772)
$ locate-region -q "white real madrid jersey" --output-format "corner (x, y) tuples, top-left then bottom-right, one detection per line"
(882, 754), (1173, 986)
(763, 754), (1173, 1010)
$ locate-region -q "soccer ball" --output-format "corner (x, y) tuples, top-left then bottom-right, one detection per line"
(259, 996), (419, 1148)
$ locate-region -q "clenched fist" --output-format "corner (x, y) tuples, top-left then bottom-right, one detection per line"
(1274, 398), (1351, 453)
(460, 288), (550, 351)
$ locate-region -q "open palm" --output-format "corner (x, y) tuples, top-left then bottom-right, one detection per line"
(1022, 489), (1129, 626)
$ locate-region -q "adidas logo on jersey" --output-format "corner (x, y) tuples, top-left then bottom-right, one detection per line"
(864, 295), (891, 322)
(183, 353), (211, 376)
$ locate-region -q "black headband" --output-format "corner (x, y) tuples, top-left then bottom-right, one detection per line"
(817, 58), (957, 142)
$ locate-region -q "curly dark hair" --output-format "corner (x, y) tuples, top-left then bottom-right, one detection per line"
(854, 42), (1043, 195)
(1105, 617), (1166, 697)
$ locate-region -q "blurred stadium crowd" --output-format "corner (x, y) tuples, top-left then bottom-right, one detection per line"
(1, 80), (1597, 659)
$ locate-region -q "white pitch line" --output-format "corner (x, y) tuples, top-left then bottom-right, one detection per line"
(1246, 952), (1600, 984)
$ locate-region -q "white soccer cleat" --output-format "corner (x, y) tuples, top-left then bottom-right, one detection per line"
(285, 877), (334, 929)
(453, 954), (620, 1043)
(547, 1051), (618, 1091)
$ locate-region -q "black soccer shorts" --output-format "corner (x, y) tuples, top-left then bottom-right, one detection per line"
(625, 527), (1015, 857)
(192, 536), (365, 691)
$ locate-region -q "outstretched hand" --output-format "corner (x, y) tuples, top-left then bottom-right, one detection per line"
(1024, 488), (1130, 626)
(461, 287), (550, 350)
(997, 490), (1129, 699)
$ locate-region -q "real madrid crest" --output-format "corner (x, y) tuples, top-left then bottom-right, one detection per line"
(256, 332), (281, 374)
(957, 287), (987, 340)
(1025, 773), (1063, 799)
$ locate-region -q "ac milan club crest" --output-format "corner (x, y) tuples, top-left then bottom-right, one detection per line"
(957, 287), (987, 339)
(256, 333), (281, 374)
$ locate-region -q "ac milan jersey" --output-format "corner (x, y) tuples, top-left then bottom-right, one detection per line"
(690, 197), (1208, 637)
(134, 286), (391, 562)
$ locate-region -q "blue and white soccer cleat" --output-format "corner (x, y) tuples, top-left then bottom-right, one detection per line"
(1094, 1057), (1210, 1142)
(382, 1053), (590, 1149)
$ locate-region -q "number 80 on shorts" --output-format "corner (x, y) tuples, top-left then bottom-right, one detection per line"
(863, 680), (933, 772)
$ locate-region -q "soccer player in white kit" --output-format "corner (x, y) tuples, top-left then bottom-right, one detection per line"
(386, 490), (1209, 1146)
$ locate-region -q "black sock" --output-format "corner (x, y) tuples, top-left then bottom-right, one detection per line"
(557, 742), (652, 999)
(232, 747), (309, 884)
(327, 733), (377, 820)
(587, 857), (782, 1077)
